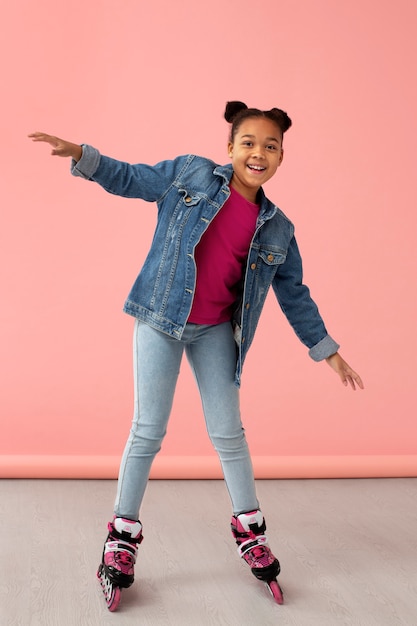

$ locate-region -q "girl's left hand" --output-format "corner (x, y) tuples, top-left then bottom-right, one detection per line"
(325, 352), (364, 390)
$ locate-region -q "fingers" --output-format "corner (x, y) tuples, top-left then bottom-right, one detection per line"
(353, 373), (364, 390)
(28, 132), (59, 151)
(327, 354), (364, 391)
(28, 132), (71, 157)
(342, 369), (364, 391)
(28, 132), (54, 142)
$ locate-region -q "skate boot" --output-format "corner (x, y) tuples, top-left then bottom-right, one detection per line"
(97, 516), (143, 611)
(231, 510), (283, 604)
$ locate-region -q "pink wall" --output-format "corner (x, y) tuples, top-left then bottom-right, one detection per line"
(1, 0), (416, 478)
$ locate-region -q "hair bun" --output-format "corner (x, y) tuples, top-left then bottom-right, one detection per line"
(270, 108), (292, 133)
(224, 101), (248, 123)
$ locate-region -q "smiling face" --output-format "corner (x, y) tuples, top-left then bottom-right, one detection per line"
(228, 117), (284, 203)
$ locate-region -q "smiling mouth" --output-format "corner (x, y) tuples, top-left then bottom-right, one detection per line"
(247, 164), (266, 172)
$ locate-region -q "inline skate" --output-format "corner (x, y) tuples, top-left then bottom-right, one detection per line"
(231, 510), (283, 604)
(97, 516), (143, 611)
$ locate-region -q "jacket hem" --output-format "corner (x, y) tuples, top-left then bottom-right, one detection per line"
(123, 302), (184, 339)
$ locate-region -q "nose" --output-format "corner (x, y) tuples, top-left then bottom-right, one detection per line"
(251, 145), (266, 159)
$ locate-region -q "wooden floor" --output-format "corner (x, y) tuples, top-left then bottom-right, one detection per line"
(1, 477), (417, 626)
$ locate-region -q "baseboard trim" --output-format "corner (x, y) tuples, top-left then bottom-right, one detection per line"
(1, 454), (416, 479)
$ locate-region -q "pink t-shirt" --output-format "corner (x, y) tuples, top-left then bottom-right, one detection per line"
(188, 186), (259, 324)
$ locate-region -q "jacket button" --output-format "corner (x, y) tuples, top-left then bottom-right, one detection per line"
(245, 303), (250, 310)
(185, 196), (192, 203)
(267, 254), (274, 262)
(250, 263), (256, 270)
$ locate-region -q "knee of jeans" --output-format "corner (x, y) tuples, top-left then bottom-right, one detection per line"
(209, 431), (248, 453)
(128, 428), (166, 451)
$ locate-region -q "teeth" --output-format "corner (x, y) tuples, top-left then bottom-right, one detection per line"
(248, 165), (265, 171)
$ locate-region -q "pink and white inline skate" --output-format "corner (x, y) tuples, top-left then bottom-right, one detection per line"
(231, 510), (283, 604)
(97, 516), (143, 611)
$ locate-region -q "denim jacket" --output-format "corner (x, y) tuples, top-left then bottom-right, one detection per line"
(72, 146), (339, 386)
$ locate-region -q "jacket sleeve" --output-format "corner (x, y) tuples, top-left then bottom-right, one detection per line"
(71, 145), (189, 203)
(272, 236), (340, 360)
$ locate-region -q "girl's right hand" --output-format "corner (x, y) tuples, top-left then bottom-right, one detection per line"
(28, 132), (83, 161)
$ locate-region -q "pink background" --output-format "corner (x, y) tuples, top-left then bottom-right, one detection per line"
(1, 0), (416, 478)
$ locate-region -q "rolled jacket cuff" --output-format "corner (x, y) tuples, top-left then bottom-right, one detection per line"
(71, 144), (101, 179)
(308, 335), (340, 361)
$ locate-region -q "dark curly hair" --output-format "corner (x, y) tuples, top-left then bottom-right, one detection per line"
(225, 101), (292, 142)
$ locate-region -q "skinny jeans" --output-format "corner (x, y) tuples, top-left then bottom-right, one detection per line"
(114, 320), (259, 519)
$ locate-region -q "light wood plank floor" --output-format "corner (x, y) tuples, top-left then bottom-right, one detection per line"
(1, 478), (416, 626)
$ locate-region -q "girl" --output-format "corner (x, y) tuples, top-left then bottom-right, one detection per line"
(29, 101), (363, 609)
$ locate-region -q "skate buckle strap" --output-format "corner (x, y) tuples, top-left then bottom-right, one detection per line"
(105, 540), (138, 559)
(237, 534), (268, 558)
(109, 518), (143, 544)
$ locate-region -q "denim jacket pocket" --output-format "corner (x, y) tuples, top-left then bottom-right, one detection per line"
(258, 248), (287, 266)
(179, 189), (202, 207)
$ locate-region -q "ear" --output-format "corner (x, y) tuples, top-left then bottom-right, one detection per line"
(278, 149), (284, 166)
(227, 141), (233, 158)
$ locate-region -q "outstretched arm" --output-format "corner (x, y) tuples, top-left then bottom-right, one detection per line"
(325, 352), (364, 390)
(28, 132), (82, 161)
(29, 132), (181, 202)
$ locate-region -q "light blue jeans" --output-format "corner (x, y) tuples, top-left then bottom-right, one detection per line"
(114, 320), (259, 518)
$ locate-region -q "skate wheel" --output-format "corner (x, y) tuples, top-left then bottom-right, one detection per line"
(97, 564), (122, 611)
(106, 585), (121, 612)
(266, 580), (284, 605)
